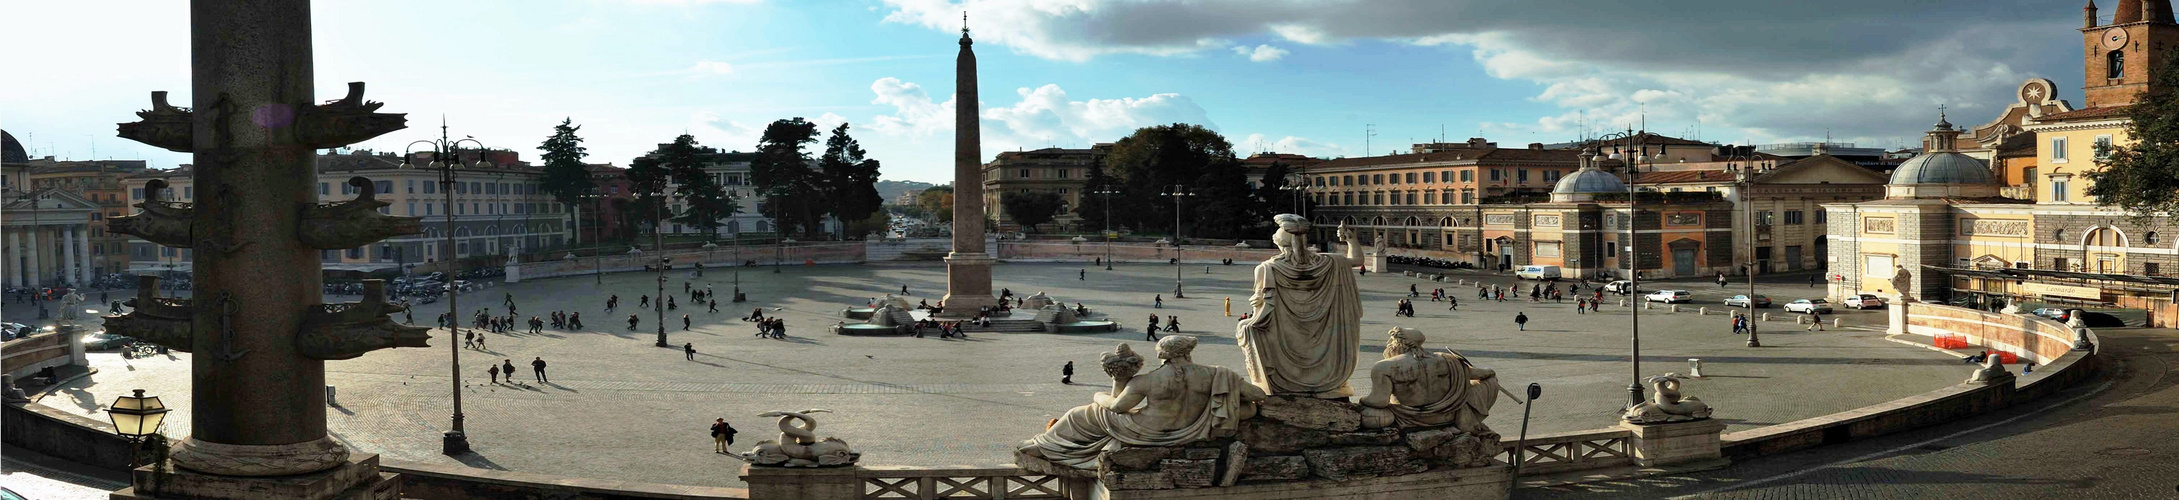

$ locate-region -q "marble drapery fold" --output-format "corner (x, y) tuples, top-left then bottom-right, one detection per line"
(1020, 367), (1250, 469)
(1236, 250), (1364, 398)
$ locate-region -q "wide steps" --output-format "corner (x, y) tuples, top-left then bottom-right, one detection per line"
(961, 319), (1047, 333)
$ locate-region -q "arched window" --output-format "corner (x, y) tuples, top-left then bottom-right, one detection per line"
(2108, 50), (2125, 79)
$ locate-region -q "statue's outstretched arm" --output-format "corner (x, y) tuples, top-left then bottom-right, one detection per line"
(1102, 384), (1148, 413)
(1338, 223), (1362, 262)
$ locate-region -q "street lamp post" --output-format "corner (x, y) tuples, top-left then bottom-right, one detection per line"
(652, 195), (668, 348)
(1599, 129), (1657, 409)
(1093, 188), (1119, 270)
(1728, 153), (1764, 348)
(1160, 185), (1193, 298)
(404, 125), (489, 455)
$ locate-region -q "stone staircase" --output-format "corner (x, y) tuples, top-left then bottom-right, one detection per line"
(961, 319), (1047, 333)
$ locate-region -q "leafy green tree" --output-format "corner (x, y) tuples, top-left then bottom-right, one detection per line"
(844, 211), (891, 239)
(1186, 158), (1257, 239)
(1002, 191), (1066, 233)
(2092, 52), (2179, 218)
(1252, 161), (1314, 217)
(1074, 161), (1117, 232)
(1102, 124), (1240, 233)
(819, 123), (885, 233)
(654, 135), (740, 239)
(752, 118), (826, 238)
(625, 141), (674, 244)
(537, 118), (595, 245)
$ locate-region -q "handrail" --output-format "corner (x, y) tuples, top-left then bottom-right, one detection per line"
(856, 465), (1065, 500)
(1495, 428), (1633, 475)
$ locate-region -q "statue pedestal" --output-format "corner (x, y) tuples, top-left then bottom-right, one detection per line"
(1085, 464), (1508, 500)
(1363, 253), (1388, 273)
(110, 453), (400, 500)
(1619, 419), (1726, 467)
(502, 261), (522, 284)
(1887, 301), (1909, 336)
(740, 464), (859, 500)
(937, 253), (999, 318)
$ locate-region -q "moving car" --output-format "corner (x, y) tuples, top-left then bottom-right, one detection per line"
(1514, 265), (1562, 280)
(1843, 294), (1886, 309)
(80, 331), (134, 350)
(2031, 308), (2071, 321)
(1723, 294), (1772, 308)
(1644, 290), (1693, 303)
(1785, 299), (1834, 314)
(1604, 280), (1637, 295)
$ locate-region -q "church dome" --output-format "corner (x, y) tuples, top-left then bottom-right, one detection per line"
(1553, 167), (1627, 194)
(1, 130), (26, 164)
(1889, 151), (1993, 185)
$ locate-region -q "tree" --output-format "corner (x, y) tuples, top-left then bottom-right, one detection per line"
(2091, 51), (2179, 218)
(1101, 124), (1240, 233)
(1002, 191), (1066, 233)
(1074, 161), (1116, 232)
(1253, 161), (1313, 217)
(844, 211), (891, 239)
(916, 185), (955, 223)
(819, 123), (885, 233)
(625, 141), (673, 244)
(752, 118), (826, 238)
(630, 135), (738, 241)
(537, 118), (595, 246)
(1186, 158), (1257, 239)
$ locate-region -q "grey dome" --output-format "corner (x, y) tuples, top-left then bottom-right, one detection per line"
(1553, 168), (1627, 194)
(1888, 151), (1992, 185)
(1, 130), (25, 164)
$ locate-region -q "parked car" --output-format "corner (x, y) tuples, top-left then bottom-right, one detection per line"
(1644, 290), (1693, 303)
(2031, 308), (2071, 321)
(1785, 299), (1834, 314)
(2, 485), (26, 500)
(1, 322), (29, 340)
(1843, 294), (1886, 309)
(1515, 265), (1562, 280)
(1723, 294), (1772, 308)
(80, 331), (134, 350)
(1604, 280), (1637, 295)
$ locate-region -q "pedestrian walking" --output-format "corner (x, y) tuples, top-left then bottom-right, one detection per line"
(629, 314), (640, 330)
(709, 300), (719, 314)
(641, 295), (651, 308)
(1447, 297), (1459, 311)
(531, 357), (549, 383)
(1061, 361), (1075, 384)
(488, 364), (500, 384)
(1515, 312), (1529, 331)
(712, 418), (737, 453)
(683, 314), (692, 330)
(1808, 274), (1819, 288)
(1717, 272), (1728, 288)
(1154, 295), (1163, 308)
(1807, 311), (1826, 331)
(685, 342), (696, 360)
(902, 284), (910, 295)
(501, 359), (517, 382)
(1080, 269), (1086, 280)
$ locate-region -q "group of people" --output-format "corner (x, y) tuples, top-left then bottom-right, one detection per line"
(1144, 314), (1181, 340)
(483, 357), (551, 384)
(912, 318), (970, 338)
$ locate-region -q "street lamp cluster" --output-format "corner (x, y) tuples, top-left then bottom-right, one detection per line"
(1159, 185), (1193, 298)
(403, 127), (490, 455)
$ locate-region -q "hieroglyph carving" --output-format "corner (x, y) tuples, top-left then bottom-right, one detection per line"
(1483, 214), (1516, 226)
(1961, 219), (2030, 237)
(1532, 215), (1562, 227)
(1863, 217), (1897, 234)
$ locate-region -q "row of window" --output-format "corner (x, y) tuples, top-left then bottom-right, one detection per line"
(1016, 168), (1072, 179)
(1755, 210), (1822, 225)
(1316, 190), (1478, 206)
(1310, 168), (1568, 188)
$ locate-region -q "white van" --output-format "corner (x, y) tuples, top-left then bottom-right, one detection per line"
(1515, 265), (1561, 280)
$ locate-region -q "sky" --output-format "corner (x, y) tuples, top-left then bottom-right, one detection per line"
(3, 0), (2091, 184)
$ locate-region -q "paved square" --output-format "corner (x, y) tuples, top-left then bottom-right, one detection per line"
(41, 262), (1970, 489)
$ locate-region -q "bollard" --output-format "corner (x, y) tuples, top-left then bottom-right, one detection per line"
(1670, 304), (1681, 313)
(1699, 306), (1709, 315)
(1796, 316), (1808, 324)
(1833, 318), (1842, 328)
(325, 385), (338, 407)
(1619, 298), (1628, 307)
(1761, 312), (1772, 322)
(1688, 359), (1704, 378)
(1643, 302), (1652, 310)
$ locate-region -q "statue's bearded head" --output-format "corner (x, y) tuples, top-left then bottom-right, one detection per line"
(1272, 214), (1311, 254)
(1385, 327), (1425, 359)
(1156, 335), (1199, 363)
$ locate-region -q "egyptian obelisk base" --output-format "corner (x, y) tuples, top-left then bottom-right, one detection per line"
(109, 453), (401, 500)
(938, 252), (999, 318)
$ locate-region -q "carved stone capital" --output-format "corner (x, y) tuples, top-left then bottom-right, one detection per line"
(170, 435), (350, 477)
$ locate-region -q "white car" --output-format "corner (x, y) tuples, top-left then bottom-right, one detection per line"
(1843, 294), (1886, 309)
(1604, 280), (1637, 295)
(1644, 290), (1692, 303)
(1785, 299), (1834, 314)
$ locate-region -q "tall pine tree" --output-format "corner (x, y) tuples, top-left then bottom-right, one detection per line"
(658, 135), (738, 239)
(818, 123), (885, 239)
(2092, 51), (2179, 218)
(537, 118), (595, 246)
(751, 118), (825, 238)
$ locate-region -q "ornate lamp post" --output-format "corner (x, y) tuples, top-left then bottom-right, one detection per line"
(1279, 170), (1311, 218)
(404, 128), (489, 455)
(1597, 128), (1662, 409)
(1727, 151), (1765, 348)
(105, 389), (170, 468)
(1160, 185), (1193, 298)
(1092, 187), (1120, 270)
(651, 196), (668, 348)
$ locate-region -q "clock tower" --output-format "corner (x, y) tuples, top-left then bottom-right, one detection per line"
(2082, 0), (2179, 108)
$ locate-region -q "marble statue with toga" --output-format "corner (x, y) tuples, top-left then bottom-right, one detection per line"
(1235, 214), (1366, 398)
(1359, 327), (1502, 434)
(1017, 338), (1266, 475)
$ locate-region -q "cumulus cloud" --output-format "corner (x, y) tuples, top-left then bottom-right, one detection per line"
(1243, 133), (1345, 158)
(881, 0), (2076, 144)
(1233, 44), (1289, 62)
(866, 77), (1217, 154)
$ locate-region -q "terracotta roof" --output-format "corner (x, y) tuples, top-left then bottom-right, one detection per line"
(1308, 148), (1580, 170)
(2038, 105), (2133, 121)
(1631, 170), (1738, 184)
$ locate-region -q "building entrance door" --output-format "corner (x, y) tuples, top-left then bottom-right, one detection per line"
(1785, 245), (1803, 271)
(1673, 249), (1697, 277)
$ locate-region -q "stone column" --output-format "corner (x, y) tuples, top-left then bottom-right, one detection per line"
(78, 224), (94, 280)
(24, 226), (40, 287)
(60, 226), (78, 285)
(3, 229), (16, 288)
(939, 24), (997, 317)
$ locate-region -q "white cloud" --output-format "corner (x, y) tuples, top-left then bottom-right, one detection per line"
(1242, 133), (1344, 158)
(624, 0), (761, 5)
(865, 77), (1216, 154)
(1232, 44), (1289, 62)
(689, 61), (735, 75)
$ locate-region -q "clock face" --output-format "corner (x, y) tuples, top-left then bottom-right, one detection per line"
(2102, 27), (2128, 49)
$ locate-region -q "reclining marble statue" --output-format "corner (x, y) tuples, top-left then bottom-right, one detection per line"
(1358, 327), (1503, 434)
(1236, 214), (1366, 398)
(1017, 337), (1267, 474)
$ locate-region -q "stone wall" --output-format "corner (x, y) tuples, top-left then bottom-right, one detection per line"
(1, 401), (135, 470)
(2, 332), (75, 380)
(1902, 303), (2082, 364)
(998, 242), (1279, 264)
(387, 459), (748, 500)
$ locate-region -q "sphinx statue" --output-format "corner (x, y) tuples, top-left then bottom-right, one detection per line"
(1022, 291), (1056, 310)
(1358, 328), (1502, 434)
(1967, 354), (2013, 384)
(1017, 337), (1266, 475)
(1235, 214), (1365, 398)
(1622, 373), (1712, 424)
(877, 293), (912, 311)
(742, 409), (859, 467)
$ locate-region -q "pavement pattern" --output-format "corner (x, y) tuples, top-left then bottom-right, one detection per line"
(10, 261), (1970, 493)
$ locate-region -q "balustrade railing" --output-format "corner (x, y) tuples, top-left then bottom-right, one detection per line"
(1495, 429), (1633, 475)
(858, 465), (1068, 500)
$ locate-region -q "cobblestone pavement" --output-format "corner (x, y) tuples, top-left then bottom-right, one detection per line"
(22, 262), (1966, 490)
(1525, 326), (2179, 500)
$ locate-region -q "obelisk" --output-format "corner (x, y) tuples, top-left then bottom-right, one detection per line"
(941, 16), (998, 317)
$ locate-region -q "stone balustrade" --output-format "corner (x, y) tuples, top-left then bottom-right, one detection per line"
(1493, 429), (1633, 475)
